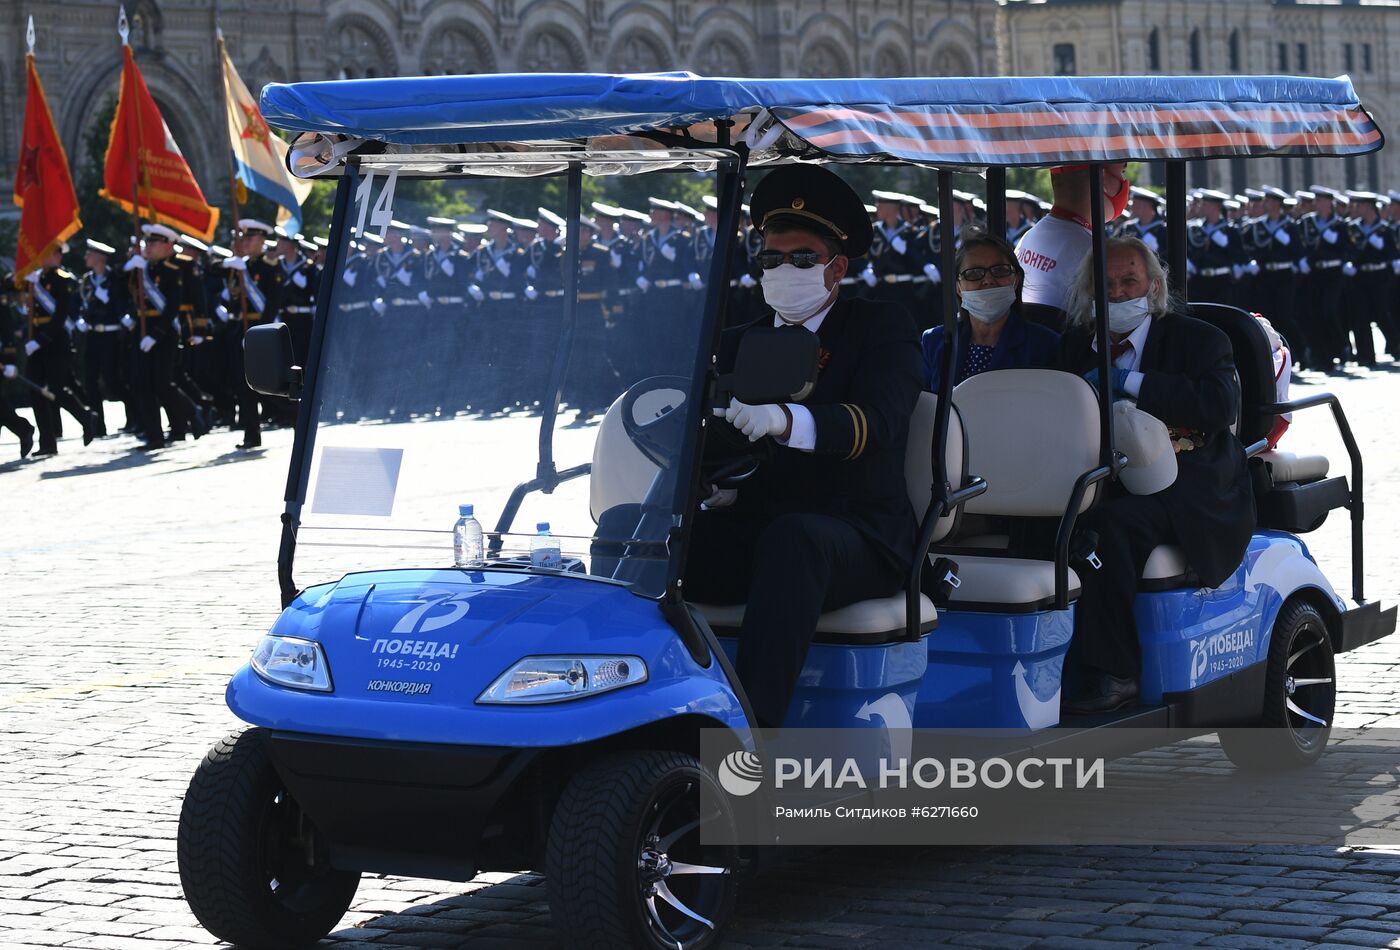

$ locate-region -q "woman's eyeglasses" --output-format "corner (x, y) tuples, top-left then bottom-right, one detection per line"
(957, 263), (1017, 282)
(755, 250), (826, 270)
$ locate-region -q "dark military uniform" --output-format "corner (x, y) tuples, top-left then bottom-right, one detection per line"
(1348, 215), (1397, 366)
(865, 220), (922, 315)
(224, 253), (284, 447)
(78, 264), (132, 436)
(0, 288), (36, 457)
(25, 266), (96, 454)
(279, 251), (318, 366)
(128, 255), (197, 449)
(1243, 214), (1306, 355)
(1299, 209), (1352, 366)
(1121, 215), (1167, 264)
(1187, 215), (1243, 306)
(639, 222), (696, 377)
(473, 236), (526, 411)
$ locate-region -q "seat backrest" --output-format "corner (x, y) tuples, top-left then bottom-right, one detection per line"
(1021, 302), (1069, 334)
(589, 385), (687, 522)
(1186, 302), (1275, 447)
(953, 368), (1101, 517)
(905, 391), (966, 544)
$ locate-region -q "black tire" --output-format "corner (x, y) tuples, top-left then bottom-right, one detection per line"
(177, 728), (360, 948)
(546, 749), (740, 950)
(1220, 599), (1336, 771)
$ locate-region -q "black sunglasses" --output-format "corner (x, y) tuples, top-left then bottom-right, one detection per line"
(755, 250), (826, 270)
(957, 263), (1017, 282)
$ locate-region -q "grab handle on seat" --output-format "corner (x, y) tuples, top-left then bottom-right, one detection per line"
(1053, 464), (1116, 611)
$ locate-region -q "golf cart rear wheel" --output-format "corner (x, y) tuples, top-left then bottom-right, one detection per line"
(177, 728), (359, 948)
(546, 749), (739, 950)
(1220, 600), (1336, 771)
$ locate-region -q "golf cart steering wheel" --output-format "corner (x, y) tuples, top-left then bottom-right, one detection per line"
(619, 376), (692, 470)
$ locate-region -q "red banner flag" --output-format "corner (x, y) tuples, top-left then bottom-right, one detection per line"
(100, 45), (218, 242)
(13, 52), (82, 280)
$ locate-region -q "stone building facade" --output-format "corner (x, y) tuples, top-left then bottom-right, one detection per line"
(998, 0), (1400, 190)
(0, 0), (1395, 209)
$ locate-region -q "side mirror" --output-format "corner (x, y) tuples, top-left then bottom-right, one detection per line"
(244, 323), (301, 399)
(724, 325), (821, 404)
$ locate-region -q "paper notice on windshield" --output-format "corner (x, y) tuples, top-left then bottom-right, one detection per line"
(311, 446), (404, 517)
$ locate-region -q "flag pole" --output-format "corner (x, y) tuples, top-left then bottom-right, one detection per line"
(215, 21), (249, 323)
(23, 16), (37, 337)
(118, 6), (147, 337)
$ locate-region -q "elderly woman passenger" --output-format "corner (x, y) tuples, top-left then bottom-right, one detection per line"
(920, 233), (1060, 392)
(1056, 237), (1254, 714)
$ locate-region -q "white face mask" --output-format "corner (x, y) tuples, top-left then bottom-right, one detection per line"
(959, 285), (1017, 324)
(1106, 295), (1153, 335)
(761, 260), (835, 324)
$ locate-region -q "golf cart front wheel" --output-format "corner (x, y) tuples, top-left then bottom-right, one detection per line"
(546, 749), (740, 950)
(1220, 599), (1336, 771)
(177, 728), (360, 948)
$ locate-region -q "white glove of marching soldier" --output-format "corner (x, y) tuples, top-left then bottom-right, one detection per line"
(1297, 258), (1310, 275)
(890, 234), (908, 256)
(922, 263), (941, 284)
(635, 276), (650, 292)
(418, 290), (433, 308)
(120, 314), (136, 330)
(372, 298), (387, 316)
(738, 273), (757, 289)
(139, 335), (156, 353)
(861, 266), (878, 288)
(224, 256), (247, 272)
(2, 364), (15, 380)
(1211, 229), (1229, 248)
(215, 305), (232, 322)
(123, 255), (147, 271)
(717, 397), (786, 443)
(24, 340), (39, 356)
(687, 272), (704, 290)
(524, 286), (539, 301)
(1343, 261), (1357, 277)
(468, 284), (485, 303)
(1392, 259), (1400, 276)
(74, 318), (89, 333)
(1246, 260), (1260, 276)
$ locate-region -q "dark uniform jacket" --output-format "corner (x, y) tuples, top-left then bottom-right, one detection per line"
(719, 295), (923, 570)
(80, 269), (129, 329)
(920, 309), (1060, 392)
(30, 267), (79, 353)
(1060, 312), (1254, 588)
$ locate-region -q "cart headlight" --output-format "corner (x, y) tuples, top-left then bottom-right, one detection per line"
(251, 635), (332, 692)
(478, 655), (647, 704)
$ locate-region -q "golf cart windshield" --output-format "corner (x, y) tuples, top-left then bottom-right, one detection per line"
(292, 155), (732, 598)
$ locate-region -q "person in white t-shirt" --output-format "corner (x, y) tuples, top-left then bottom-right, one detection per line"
(1015, 163), (1129, 312)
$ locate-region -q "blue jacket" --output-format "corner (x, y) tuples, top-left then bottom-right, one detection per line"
(920, 309), (1061, 392)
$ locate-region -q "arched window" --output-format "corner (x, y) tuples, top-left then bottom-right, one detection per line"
(1148, 28), (1161, 71)
(1228, 30), (1241, 72)
(1189, 29), (1202, 71)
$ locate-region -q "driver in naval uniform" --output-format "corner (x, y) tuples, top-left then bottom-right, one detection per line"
(686, 165), (923, 728)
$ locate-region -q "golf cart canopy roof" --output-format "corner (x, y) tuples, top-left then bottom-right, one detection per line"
(264, 72), (1383, 172)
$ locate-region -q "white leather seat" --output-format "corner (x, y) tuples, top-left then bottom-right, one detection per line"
(939, 369), (1102, 611)
(1259, 450), (1329, 483)
(945, 557), (1081, 611)
(694, 594), (938, 639)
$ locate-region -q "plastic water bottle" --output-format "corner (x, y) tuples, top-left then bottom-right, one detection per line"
(453, 504), (484, 568)
(530, 522), (562, 570)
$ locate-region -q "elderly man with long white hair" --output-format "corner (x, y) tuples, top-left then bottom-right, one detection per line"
(1057, 236), (1255, 714)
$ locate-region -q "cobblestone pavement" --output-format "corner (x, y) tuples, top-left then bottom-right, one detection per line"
(3, 364), (1400, 949)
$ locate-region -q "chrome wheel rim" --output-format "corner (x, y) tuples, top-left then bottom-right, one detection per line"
(1283, 622), (1334, 751)
(636, 780), (733, 949)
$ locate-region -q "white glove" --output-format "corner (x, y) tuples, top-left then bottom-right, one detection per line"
(24, 340), (39, 356)
(891, 235), (908, 256)
(1343, 261), (1358, 277)
(1186, 258), (1197, 277)
(65, 318), (76, 333)
(139, 335), (156, 353)
(861, 267), (877, 288)
(1231, 264), (1243, 281)
(526, 265), (537, 280)
(659, 242), (677, 262)
(417, 290), (433, 308)
(1246, 260), (1260, 276)
(635, 276), (650, 292)
(718, 398), (787, 443)
(75, 318), (90, 333)
(341, 268), (357, 288)
(1369, 235), (1385, 250)
(123, 255), (147, 271)
(120, 314), (136, 330)
(191, 335), (205, 345)
(495, 258), (511, 278)
(215, 305), (232, 322)
(2, 364), (15, 380)
(23, 269), (41, 284)
(524, 285), (539, 301)
(94, 286), (110, 304)
(687, 272), (704, 290)
(394, 267), (412, 287)
(1211, 230), (1229, 248)
(609, 250), (623, 269)
(1323, 229), (1339, 245)
(468, 284), (485, 303)
(1297, 258), (1310, 275)
(224, 256), (247, 271)
(1392, 259), (1400, 276)
(700, 486), (739, 510)
(922, 263), (941, 284)
(1274, 229), (1291, 247)
(291, 271), (308, 289)
(440, 259), (454, 277)
(1142, 231), (1159, 253)
(372, 298), (387, 316)
(738, 273), (757, 289)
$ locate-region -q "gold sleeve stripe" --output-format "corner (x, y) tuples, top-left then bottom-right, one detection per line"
(841, 403), (861, 460)
(849, 404), (869, 460)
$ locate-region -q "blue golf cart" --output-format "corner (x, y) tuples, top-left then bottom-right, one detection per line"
(176, 73), (1393, 949)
